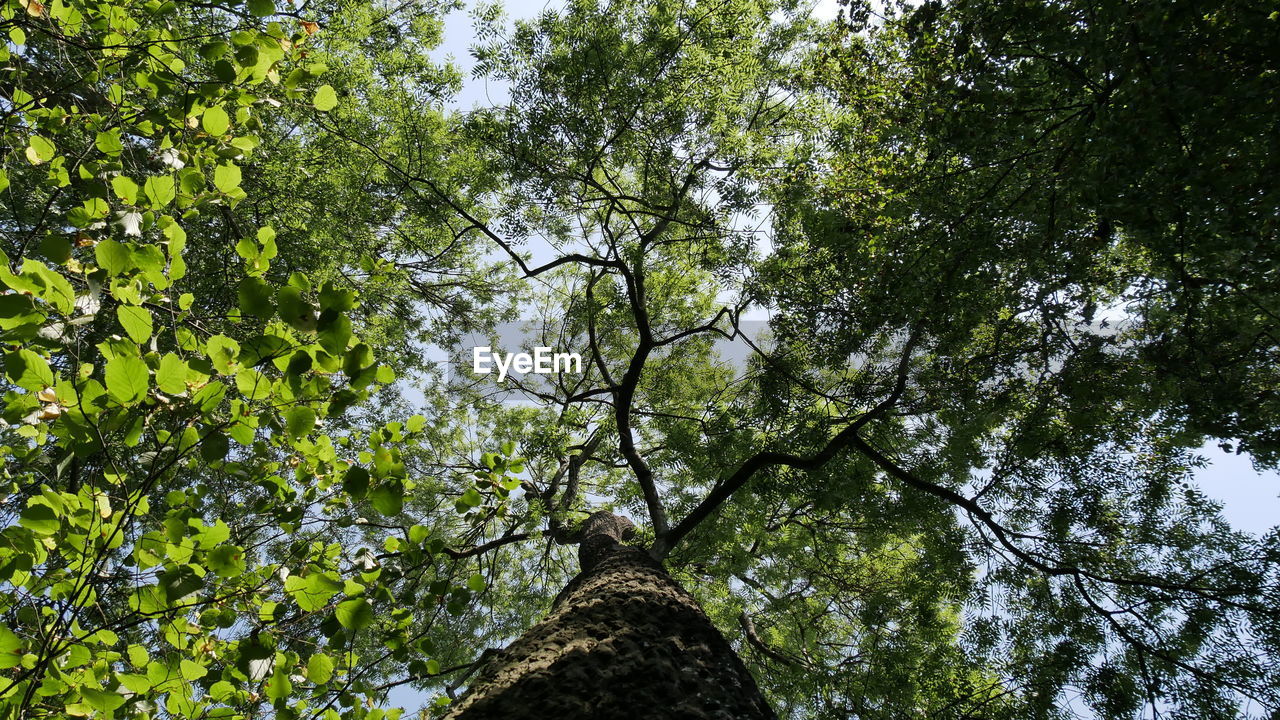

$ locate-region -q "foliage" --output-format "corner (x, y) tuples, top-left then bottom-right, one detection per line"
(2, 0), (1278, 718)
(0, 1), (498, 718)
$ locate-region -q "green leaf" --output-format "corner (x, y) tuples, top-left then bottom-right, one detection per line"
(156, 353), (188, 395)
(247, 0), (275, 17)
(105, 355), (149, 405)
(127, 644), (149, 668)
(199, 40), (231, 60)
(313, 84), (338, 111)
(143, 176), (176, 208)
(95, 239), (132, 275)
(116, 305), (153, 344)
(192, 380), (226, 414)
(317, 312), (351, 355)
(257, 226), (278, 258)
(342, 343), (373, 376)
(467, 573), (486, 592)
(111, 175), (139, 204)
(196, 519), (231, 548)
(158, 565), (203, 605)
(207, 545), (245, 578)
(235, 368), (271, 400)
(5, 349), (53, 390)
(24, 261), (75, 314)
(201, 432), (229, 462)
(286, 573), (342, 612)
(343, 466), (369, 499)
(238, 277), (274, 317)
(180, 658), (208, 681)
(369, 481), (404, 516)
(0, 627), (23, 669)
(307, 652), (334, 684)
(19, 503), (59, 535)
(205, 335), (240, 374)
(265, 668), (292, 700)
(241, 334), (291, 367)
(285, 405), (315, 439)
(335, 597), (373, 630)
(214, 163), (242, 193)
(117, 673), (151, 694)
(458, 487), (483, 508)
(202, 106), (230, 136)
(319, 281), (356, 311)
(95, 129), (124, 156)
(79, 687), (126, 712)
(26, 135), (55, 164)
(277, 286), (315, 331)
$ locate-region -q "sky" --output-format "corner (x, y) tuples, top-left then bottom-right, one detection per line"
(387, 0), (1279, 710)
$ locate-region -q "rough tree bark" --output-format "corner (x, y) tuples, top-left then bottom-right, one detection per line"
(442, 511), (777, 719)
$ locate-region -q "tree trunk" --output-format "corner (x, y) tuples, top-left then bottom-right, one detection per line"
(442, 512), (777, 719)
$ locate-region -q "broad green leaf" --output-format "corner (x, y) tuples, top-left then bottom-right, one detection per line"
(214, 163), (241, 193)
(335, 597), (373, 630)
(116, 305), (153, 344)
(5, 348), (53, 390)
(180, 659), (208, 681)
(127, 645), (148, 669)
(95, 239), (132, 275)
(79, 687), (126, 712)
(206, 543), (244, 577)
(200, 431), (229, 462)
(277, 286), (314, 331)
(19, 503), (59, 535)
(238, 277), (274, 317)
(319, 282), (356, 311)
(111, 176), (139, 204)
(24, 260), (75, 313)
(156, 353), (188, 394)
(313, 84), (338, 111)
(95, 129), (124, 156)
(285, 405), (315, 439)
(192, 380), (226, 414)
(458, 487), (483, 508)
(0, 627), (23, 669)
(205, 335), (240, 374)
(265, 668), (292, 700)
(343, 466), (369, 499)
(307, 653), (334, 684)
(234, 368), (271, 400)
(117, 673), (151, 694)
(369, 481), (404, 516)
(105, 355), (149, 405)
(202, 106), (230, 136)
(143, 176), (176, 208)
(248, 0), (275, 17)
(26, 135), (55, 164)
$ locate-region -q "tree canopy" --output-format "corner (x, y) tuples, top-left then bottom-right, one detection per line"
(1, 0), (1277, 718)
